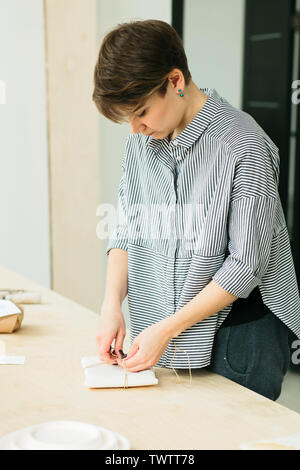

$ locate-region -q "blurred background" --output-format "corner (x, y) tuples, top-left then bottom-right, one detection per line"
(0, 0), (299, 410)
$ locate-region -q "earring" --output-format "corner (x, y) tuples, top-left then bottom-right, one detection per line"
(178, 89), (184, 97)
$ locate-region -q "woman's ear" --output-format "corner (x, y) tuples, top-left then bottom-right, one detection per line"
(168, 68), (185, 92)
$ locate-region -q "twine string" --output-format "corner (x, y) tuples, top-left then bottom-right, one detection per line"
(170, 343), (192, 385)
(110, 347), (128, 389)
(122, 357), (128, 389)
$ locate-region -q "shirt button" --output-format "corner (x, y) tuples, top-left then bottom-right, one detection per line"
(173, 139), (178, 146)
(177, 155), (182, 160)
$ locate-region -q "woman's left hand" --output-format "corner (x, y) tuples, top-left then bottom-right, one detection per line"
(117, 319), (173, 372)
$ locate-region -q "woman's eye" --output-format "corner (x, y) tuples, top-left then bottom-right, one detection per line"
(138, 110), (146, 118)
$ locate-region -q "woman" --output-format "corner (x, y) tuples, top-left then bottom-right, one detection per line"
(92, 19), (300, 400)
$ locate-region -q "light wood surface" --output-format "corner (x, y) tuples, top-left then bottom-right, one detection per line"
(1, 265), (300, 450)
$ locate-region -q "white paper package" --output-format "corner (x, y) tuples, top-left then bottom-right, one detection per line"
(81, 355), (158, 388)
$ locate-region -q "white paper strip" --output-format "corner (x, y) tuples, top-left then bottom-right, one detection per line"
(0, 300), (21, 318)
(0, 356), (25, 365)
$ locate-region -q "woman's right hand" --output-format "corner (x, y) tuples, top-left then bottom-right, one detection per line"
(96, 303), (126, 365)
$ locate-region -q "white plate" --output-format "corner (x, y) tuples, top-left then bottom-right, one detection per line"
(0, 421), (130, 450)
(240, 433), (300, 450)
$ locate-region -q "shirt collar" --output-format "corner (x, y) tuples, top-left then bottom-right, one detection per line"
(146, 87), (222, 153)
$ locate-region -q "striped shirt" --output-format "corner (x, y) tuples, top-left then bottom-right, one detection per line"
(106, 87), (300, 369)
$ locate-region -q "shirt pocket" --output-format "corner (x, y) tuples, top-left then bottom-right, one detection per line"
(224, 321), (257, 376)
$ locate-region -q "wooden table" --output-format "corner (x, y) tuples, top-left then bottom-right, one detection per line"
(1, 265), (300, 450)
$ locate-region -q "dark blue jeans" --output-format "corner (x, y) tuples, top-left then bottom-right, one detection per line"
(207, 309), (291, 401)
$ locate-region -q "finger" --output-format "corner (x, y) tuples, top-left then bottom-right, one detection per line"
(114, 332), (126, 358)
(121, 350), (145, 369)
(116, 348), (140, 368)
(109, 347), (119, 364)
(124, 362), (150, 373)
(98, 337), (117, 363)
(124, 342), (139, 360)
(99, 350), (116, 364)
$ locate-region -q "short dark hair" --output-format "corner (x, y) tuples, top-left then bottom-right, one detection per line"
(92, 19), (192, 123)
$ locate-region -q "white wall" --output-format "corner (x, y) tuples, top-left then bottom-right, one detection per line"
(183, 0), (246, 108)
(0, 0), (50, 286)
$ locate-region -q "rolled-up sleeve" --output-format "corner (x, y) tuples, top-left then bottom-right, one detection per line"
(212, 145), (279, 298)
(106, 151), (128, 256)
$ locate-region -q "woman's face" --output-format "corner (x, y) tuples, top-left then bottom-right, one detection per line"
(126, 82), (185, 140)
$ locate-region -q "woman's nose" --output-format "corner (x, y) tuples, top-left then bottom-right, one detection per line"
(130, 117), (145, 134)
